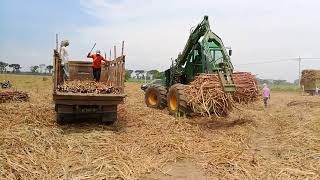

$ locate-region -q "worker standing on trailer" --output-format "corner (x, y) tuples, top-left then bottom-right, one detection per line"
(60, 40), (70, 80)
(87, 50), (108, 82)
(262, 83), (270, 108)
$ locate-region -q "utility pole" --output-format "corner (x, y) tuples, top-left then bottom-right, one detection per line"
(298, 56), (301, 86)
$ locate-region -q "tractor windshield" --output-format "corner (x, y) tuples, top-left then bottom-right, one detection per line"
(207, 38), (226, 65)
(210, 49), (224, 64)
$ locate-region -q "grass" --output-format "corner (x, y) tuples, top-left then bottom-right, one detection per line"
(0, 74), (52, 91)
(1, 74), (320, 179)
(0, 74), (302, 92)
(310, 110), (320, 136)
(126, 78), (151, 84)
(269, 84), (301, 92)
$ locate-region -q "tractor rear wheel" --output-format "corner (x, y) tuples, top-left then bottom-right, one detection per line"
(145, 84), (167, 109)
(167, 84), (189, 116)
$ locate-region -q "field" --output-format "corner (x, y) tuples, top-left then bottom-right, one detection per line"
(0, 74), (320, 179)
(269, 84), (300, 92)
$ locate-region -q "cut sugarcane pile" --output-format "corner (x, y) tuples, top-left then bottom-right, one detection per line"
(184, 72), (259, 117)
(232, 72), (259, 104)
(57, 80), (121, 94)
(0, 90), (29, 103)
(184, 74), (234, 117)
(1, 82), (319, 179)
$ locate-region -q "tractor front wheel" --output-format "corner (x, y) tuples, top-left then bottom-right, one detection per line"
(145, 85), (167, 109)
(167, 84), (189, 117)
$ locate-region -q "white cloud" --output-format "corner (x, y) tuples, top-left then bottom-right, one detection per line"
(3, 0), (320, 82)
(73, 0), (320, 82)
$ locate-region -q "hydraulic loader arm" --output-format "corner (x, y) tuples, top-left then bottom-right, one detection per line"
(167, 16), (235, 93)
(176, 16), (210, 67)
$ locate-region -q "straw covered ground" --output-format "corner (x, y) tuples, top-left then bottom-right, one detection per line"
(0, 74), (320, 179)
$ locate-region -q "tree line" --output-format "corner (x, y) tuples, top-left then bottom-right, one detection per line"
(0, 61), (53, 74)
(125, 69), (165, 80)
(1, 60), (165, 80)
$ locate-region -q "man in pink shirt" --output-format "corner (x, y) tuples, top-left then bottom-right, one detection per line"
(262, 83), (270, 108)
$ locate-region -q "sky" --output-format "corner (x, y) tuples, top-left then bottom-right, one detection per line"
(1, 0), (320, 82)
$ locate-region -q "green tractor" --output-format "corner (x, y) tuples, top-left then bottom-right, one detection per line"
(145, 16), (236, 115)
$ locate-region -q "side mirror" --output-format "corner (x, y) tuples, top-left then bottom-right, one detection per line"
(228, 49), (232, 56)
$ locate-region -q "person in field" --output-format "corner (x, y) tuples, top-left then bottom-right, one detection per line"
(262, 83), (270, 108)
(60, 40), (70, 80)
(87, 50), (108, 82)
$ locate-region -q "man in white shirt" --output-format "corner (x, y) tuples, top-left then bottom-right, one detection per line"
(60, 40), (70, 80)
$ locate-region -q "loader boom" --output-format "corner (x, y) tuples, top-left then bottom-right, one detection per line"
(176, 16), (211, 67)
(165, 16), (235, 92)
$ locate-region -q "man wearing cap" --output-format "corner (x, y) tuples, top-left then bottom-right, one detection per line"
(87, 50), (108, 82)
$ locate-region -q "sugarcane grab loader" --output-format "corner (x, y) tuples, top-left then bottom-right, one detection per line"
(144, 16), (237, 116)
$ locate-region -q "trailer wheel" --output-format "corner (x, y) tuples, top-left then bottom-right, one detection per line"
(167, 84), (189, 117)
(56, 113), (65, 125)
(101, 112), (117, 125)
(145, 84), (167, 109)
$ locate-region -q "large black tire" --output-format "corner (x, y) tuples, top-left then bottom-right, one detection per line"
(167, 84), (189, 117)
(101, 112), (117, 125)
(56, 113), (76, 125)
(56, 113), (64, 125)
(145, 84), (167, 109)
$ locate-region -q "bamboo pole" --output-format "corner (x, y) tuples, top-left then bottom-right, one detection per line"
(121, 41), (125, 89)
(56, 34), (59, 51)
(121, 41), (124, 57)
(110, 49), (112, 61)
(114, 45), (118, 87)
(114, 46), (117, 62)
(53, 51), (57, 94)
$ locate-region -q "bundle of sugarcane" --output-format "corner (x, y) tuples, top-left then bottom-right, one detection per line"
(57, 80), (121, 94)
(184, 74), (234, 117)
(232, 72), (259, 104)
(0, 90), (29, 103)
(300, 70), (320, 85)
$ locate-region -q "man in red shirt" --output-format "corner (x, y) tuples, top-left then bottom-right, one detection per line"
(87, 50), (108, 81)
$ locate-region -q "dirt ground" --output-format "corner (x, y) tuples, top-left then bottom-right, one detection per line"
(0, 75), (320, 179)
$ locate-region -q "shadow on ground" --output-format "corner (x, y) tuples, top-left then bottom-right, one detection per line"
(187, 116), (254, 130)
(58, 113), (128, 135)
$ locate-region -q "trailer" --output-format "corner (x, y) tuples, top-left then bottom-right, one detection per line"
(301, 69), (320, 95)
(52, 43), (126, 124)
